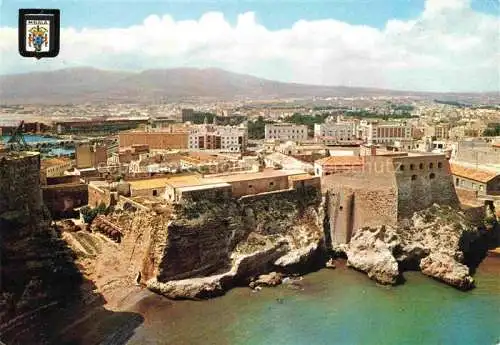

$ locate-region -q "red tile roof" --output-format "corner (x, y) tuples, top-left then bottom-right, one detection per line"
(450, 163), (499, 183)
(315, 156), (364, 167)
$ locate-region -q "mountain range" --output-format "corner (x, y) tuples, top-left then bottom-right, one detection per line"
(0, 67), (497, 105)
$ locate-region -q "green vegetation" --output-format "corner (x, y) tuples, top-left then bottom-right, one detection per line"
(344, 109), (415, 120)
(434, 99), (471, 108)
(80, 202), (111, 224)
(284, 113), (329, 129)
(312, 106), (348, 111)
(198, 165), (210, 174)
(390, 104), (415, 112)
(483, 125), (500, 137)
(248, 116), (274, 139)
(188, 112), (217, 124)
(283, 113), (329, 136)
(190, 112), (246, 126)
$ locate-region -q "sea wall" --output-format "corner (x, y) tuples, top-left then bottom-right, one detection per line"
(323, 173), (398, 246)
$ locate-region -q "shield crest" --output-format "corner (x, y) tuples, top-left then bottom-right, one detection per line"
(26, 21), (50, 53)
(19, 9), (60, 59)
(28, 25), (49, 52)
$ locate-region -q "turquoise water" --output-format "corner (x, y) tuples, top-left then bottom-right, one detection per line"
(2, 135), (74, 156)
(1, 134), (59, 143)
(124, 258), (500, 345)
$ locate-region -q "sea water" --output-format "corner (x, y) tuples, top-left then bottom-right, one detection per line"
(123, 258), (500, 345)
(1, 135), (74, 156)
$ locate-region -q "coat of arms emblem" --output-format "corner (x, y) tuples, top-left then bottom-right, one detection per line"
(19, 9), (60, 59)
(28, 25), (49, 52)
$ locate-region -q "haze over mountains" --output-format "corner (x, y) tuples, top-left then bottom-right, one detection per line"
(0, 67), (498, 105)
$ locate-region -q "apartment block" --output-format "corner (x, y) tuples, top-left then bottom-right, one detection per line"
(314, 117), (357, 143)
(188, 124), (248, 152)
(361, 122), (413, 144)
(265, 123), (308, 141)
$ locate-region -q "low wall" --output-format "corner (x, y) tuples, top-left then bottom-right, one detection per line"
(117, 196), (150, 211)
(88, 184), (114, 208)
(46, 175), (81, 185)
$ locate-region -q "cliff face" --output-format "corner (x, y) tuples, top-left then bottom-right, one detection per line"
(97, 187), (325, 299)
(0, 153), (82, 344)
(163, 188), (324, 281)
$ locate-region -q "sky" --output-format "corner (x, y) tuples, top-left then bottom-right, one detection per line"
(0, 0), (499, 92)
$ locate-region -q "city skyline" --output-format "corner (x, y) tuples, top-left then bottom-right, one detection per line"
(0, 0), (499, 92)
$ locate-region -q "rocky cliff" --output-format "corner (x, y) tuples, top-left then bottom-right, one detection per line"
(344, 204), (498, 290)
(92, 187), (326, 299)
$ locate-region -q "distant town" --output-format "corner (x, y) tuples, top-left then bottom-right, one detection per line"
(1, 92), (499, 343)
(1, 97), (499, 211)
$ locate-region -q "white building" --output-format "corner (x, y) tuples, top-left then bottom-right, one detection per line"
(188, 123), (247, 152)
(264, 123), (308, 141)
(360, 121), (413, 144)
(314, 116), (357, 143)
(264, 152), (313, 173)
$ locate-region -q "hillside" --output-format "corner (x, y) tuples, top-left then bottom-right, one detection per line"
(0, 67), (497, 105)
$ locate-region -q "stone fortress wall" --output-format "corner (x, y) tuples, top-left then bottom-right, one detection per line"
(392, 154), (459, 218)
(324, 173), (398, 246)
(323, 153), (459, 245)
(0, 152), (43, 217)
(0, 152), (82, 343)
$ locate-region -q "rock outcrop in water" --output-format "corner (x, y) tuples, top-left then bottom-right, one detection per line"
(346, 226), (400, 285)
(420, 253), (474, 290)
(344, 204), (497, 290)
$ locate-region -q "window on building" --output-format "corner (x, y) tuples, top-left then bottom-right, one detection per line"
(479, 185), (484, 191)
(248, 184), (253, 188)
(153, 190), (158, 196)
(269, 182), (274, 187)
(411, 175), (417, 181)
(410, 164), (415, 170)
(419, 163), (424, 169)
(400, 164), (405, 171)
(456, 178), (459, 186)
(438, 162), (442, 168)
(429, 173), (435, 179)
(429, 163), (434, 169)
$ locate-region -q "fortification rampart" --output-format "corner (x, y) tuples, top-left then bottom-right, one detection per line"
(325, 175), (398, 245)
(0, 152), (43, 216)
(0, 153), (82, 344)
(322, 154), (458, 245)
(393, 155), (459, 218)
